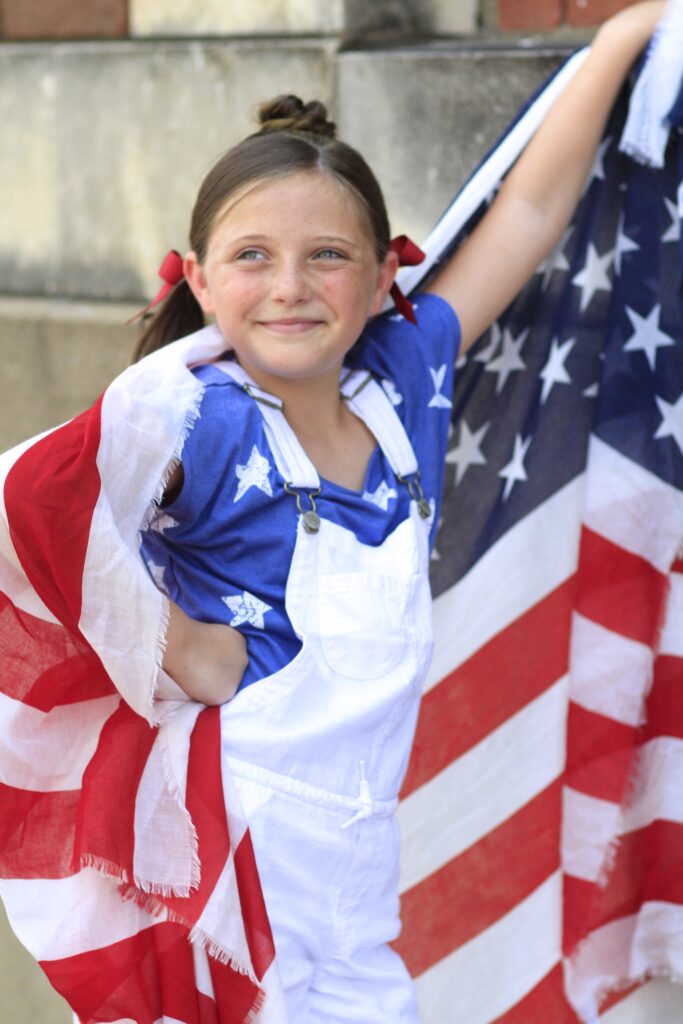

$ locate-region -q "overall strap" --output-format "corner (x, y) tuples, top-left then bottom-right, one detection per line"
(340, 371), (418, 479)
(212, 361), (319, 488)
(212, 362), (421, 487)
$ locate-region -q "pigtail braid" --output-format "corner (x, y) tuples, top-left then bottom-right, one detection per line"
(131, 280), (205, 363)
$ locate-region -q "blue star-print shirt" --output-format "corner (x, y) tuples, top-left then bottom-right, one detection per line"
(140, 293), (460, 690)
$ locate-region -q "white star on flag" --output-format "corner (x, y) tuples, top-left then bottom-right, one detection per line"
(222, 590), (272, 629)
(474, 322), (501, 364)
(572, 243), (614, 312)
(614, 212), (640, 276)
(623, 305), (675, 371)
(486, 327), (529, 394)
(146, 560), (169, 594)
(446, 418), (490, 485)
(362, 480), (398, 510)
(381, 378), (403, 406)
(539, 337), (575, 404)
(428, 365), (453, 409)
(234, 445), (273, 503)
(662, 195), (681, 244)
(537, 227), (572, 290)
(654, 392), (683, 455)
(499, 433), (532, 501)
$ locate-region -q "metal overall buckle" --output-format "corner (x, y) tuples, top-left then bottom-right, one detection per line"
(283, 482), (323, 534)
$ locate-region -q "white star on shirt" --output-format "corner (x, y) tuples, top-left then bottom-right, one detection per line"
(428, 365), (452, 409)
(222, 590), (272, 629)
(446, 419), (490, 485)
(539, 337), (575, 404)
(146, 560), (168, 595)
(381, 378), (403, 406)
(234, 445), (273, 503)
(614, 212), (640, 276)
(654, 392), (683, 455)
(148, 509), (179, 535)
(499, 434), (532, 501)
(623, 305), (675, 371)
(362, 480), (398, 510)
(662, 195), (681, 244)
(486, 327), (529, 394)
(572, 243), (614, 312)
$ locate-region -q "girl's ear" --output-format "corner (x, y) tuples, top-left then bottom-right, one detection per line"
(370, 248), (400, 316)
(183, 252), (215, 315)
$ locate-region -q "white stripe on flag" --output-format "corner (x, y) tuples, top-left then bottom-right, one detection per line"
(569, 613), (651, 726)
(399, 677), (567, 892)
(0, 691), (120, 791)
(426, 477), (583, 694)
(623, 736), (683, 832)
(0, 869), (165, 960)
(659, 570), (683, 657)
(414, 872), (561, 1024)
(562, 787), (622, 883)
(583, 438), (683, 570)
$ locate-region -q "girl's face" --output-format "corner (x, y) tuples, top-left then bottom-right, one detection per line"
(184, 170), (398, 393)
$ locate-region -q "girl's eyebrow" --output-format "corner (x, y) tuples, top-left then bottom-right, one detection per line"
(225, 233), (361, 248)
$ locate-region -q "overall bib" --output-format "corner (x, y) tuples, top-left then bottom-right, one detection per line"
(218, 364), (434, 1024)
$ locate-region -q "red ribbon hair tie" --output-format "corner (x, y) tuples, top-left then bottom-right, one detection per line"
(128, 249), (185, 324)
(389, 235), (425, 326)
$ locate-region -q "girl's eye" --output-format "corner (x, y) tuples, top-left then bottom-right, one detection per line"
(236, 249), (266, 262)
(314, 248), (346, 261)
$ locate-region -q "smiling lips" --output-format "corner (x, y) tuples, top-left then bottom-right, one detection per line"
(257, 318), (323, 334)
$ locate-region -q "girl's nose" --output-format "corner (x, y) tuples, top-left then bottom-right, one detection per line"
(271, 260), (311, 304)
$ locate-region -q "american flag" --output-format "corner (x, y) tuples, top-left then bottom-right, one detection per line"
(392, 47), (683, 1024)
(0, 44), (681, 1024)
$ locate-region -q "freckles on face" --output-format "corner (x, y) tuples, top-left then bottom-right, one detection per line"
(192, 171), (394, 385)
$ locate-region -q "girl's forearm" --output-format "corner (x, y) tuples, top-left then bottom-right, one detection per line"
(162, 600), (248, 705)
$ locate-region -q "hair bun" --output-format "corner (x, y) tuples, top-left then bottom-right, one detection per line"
(257, 95), (336, 139)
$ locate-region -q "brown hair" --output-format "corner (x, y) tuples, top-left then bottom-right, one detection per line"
(132, 95), (391, 361)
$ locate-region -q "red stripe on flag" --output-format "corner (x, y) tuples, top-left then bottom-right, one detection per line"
(163, 708), (230, 924)
(564, 819), (683, 951)
(4, 400), (104, 636)
(76, 701), (155, 881)
(643, 655), (683, 741)
(403, 580), (574, 798)
(233, 828), (276, 982)
(575, 528), (666, 645)
(0, 592), (115, 711)
(0, 782), (79, 878)
(565, 702), (638, 803)
(490, 963), (580, 1024)
(42, 920), (260, 1024)
(394, 780), (562, 976)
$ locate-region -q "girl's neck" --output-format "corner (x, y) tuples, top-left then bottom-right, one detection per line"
(237, 361), (377, 492)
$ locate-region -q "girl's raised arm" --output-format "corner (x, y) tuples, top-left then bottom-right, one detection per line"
(426, 0), (666, 354)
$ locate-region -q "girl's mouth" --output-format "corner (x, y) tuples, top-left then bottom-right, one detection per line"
(257, 319), (323, 334)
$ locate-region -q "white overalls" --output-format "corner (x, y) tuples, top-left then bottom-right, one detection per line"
(218, 364), (435, 1024)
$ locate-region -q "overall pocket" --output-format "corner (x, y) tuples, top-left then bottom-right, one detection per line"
(317, 570), (414, 679)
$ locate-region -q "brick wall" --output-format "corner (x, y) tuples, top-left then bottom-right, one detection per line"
(0, 0), (643, 40)
(496, 0), (643, 31)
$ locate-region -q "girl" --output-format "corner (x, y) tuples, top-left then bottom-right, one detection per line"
(129, 4), (666, 1021)
(0, 2), (670, 1023)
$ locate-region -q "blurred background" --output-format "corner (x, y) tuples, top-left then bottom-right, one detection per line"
(0, 1), (639, 1020)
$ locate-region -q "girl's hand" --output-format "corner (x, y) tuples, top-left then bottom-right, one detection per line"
(427, 1), (666, 354)
(162, 600), (248, 705)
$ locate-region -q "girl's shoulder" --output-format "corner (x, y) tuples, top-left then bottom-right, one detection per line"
(354, 292), (461, 417)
